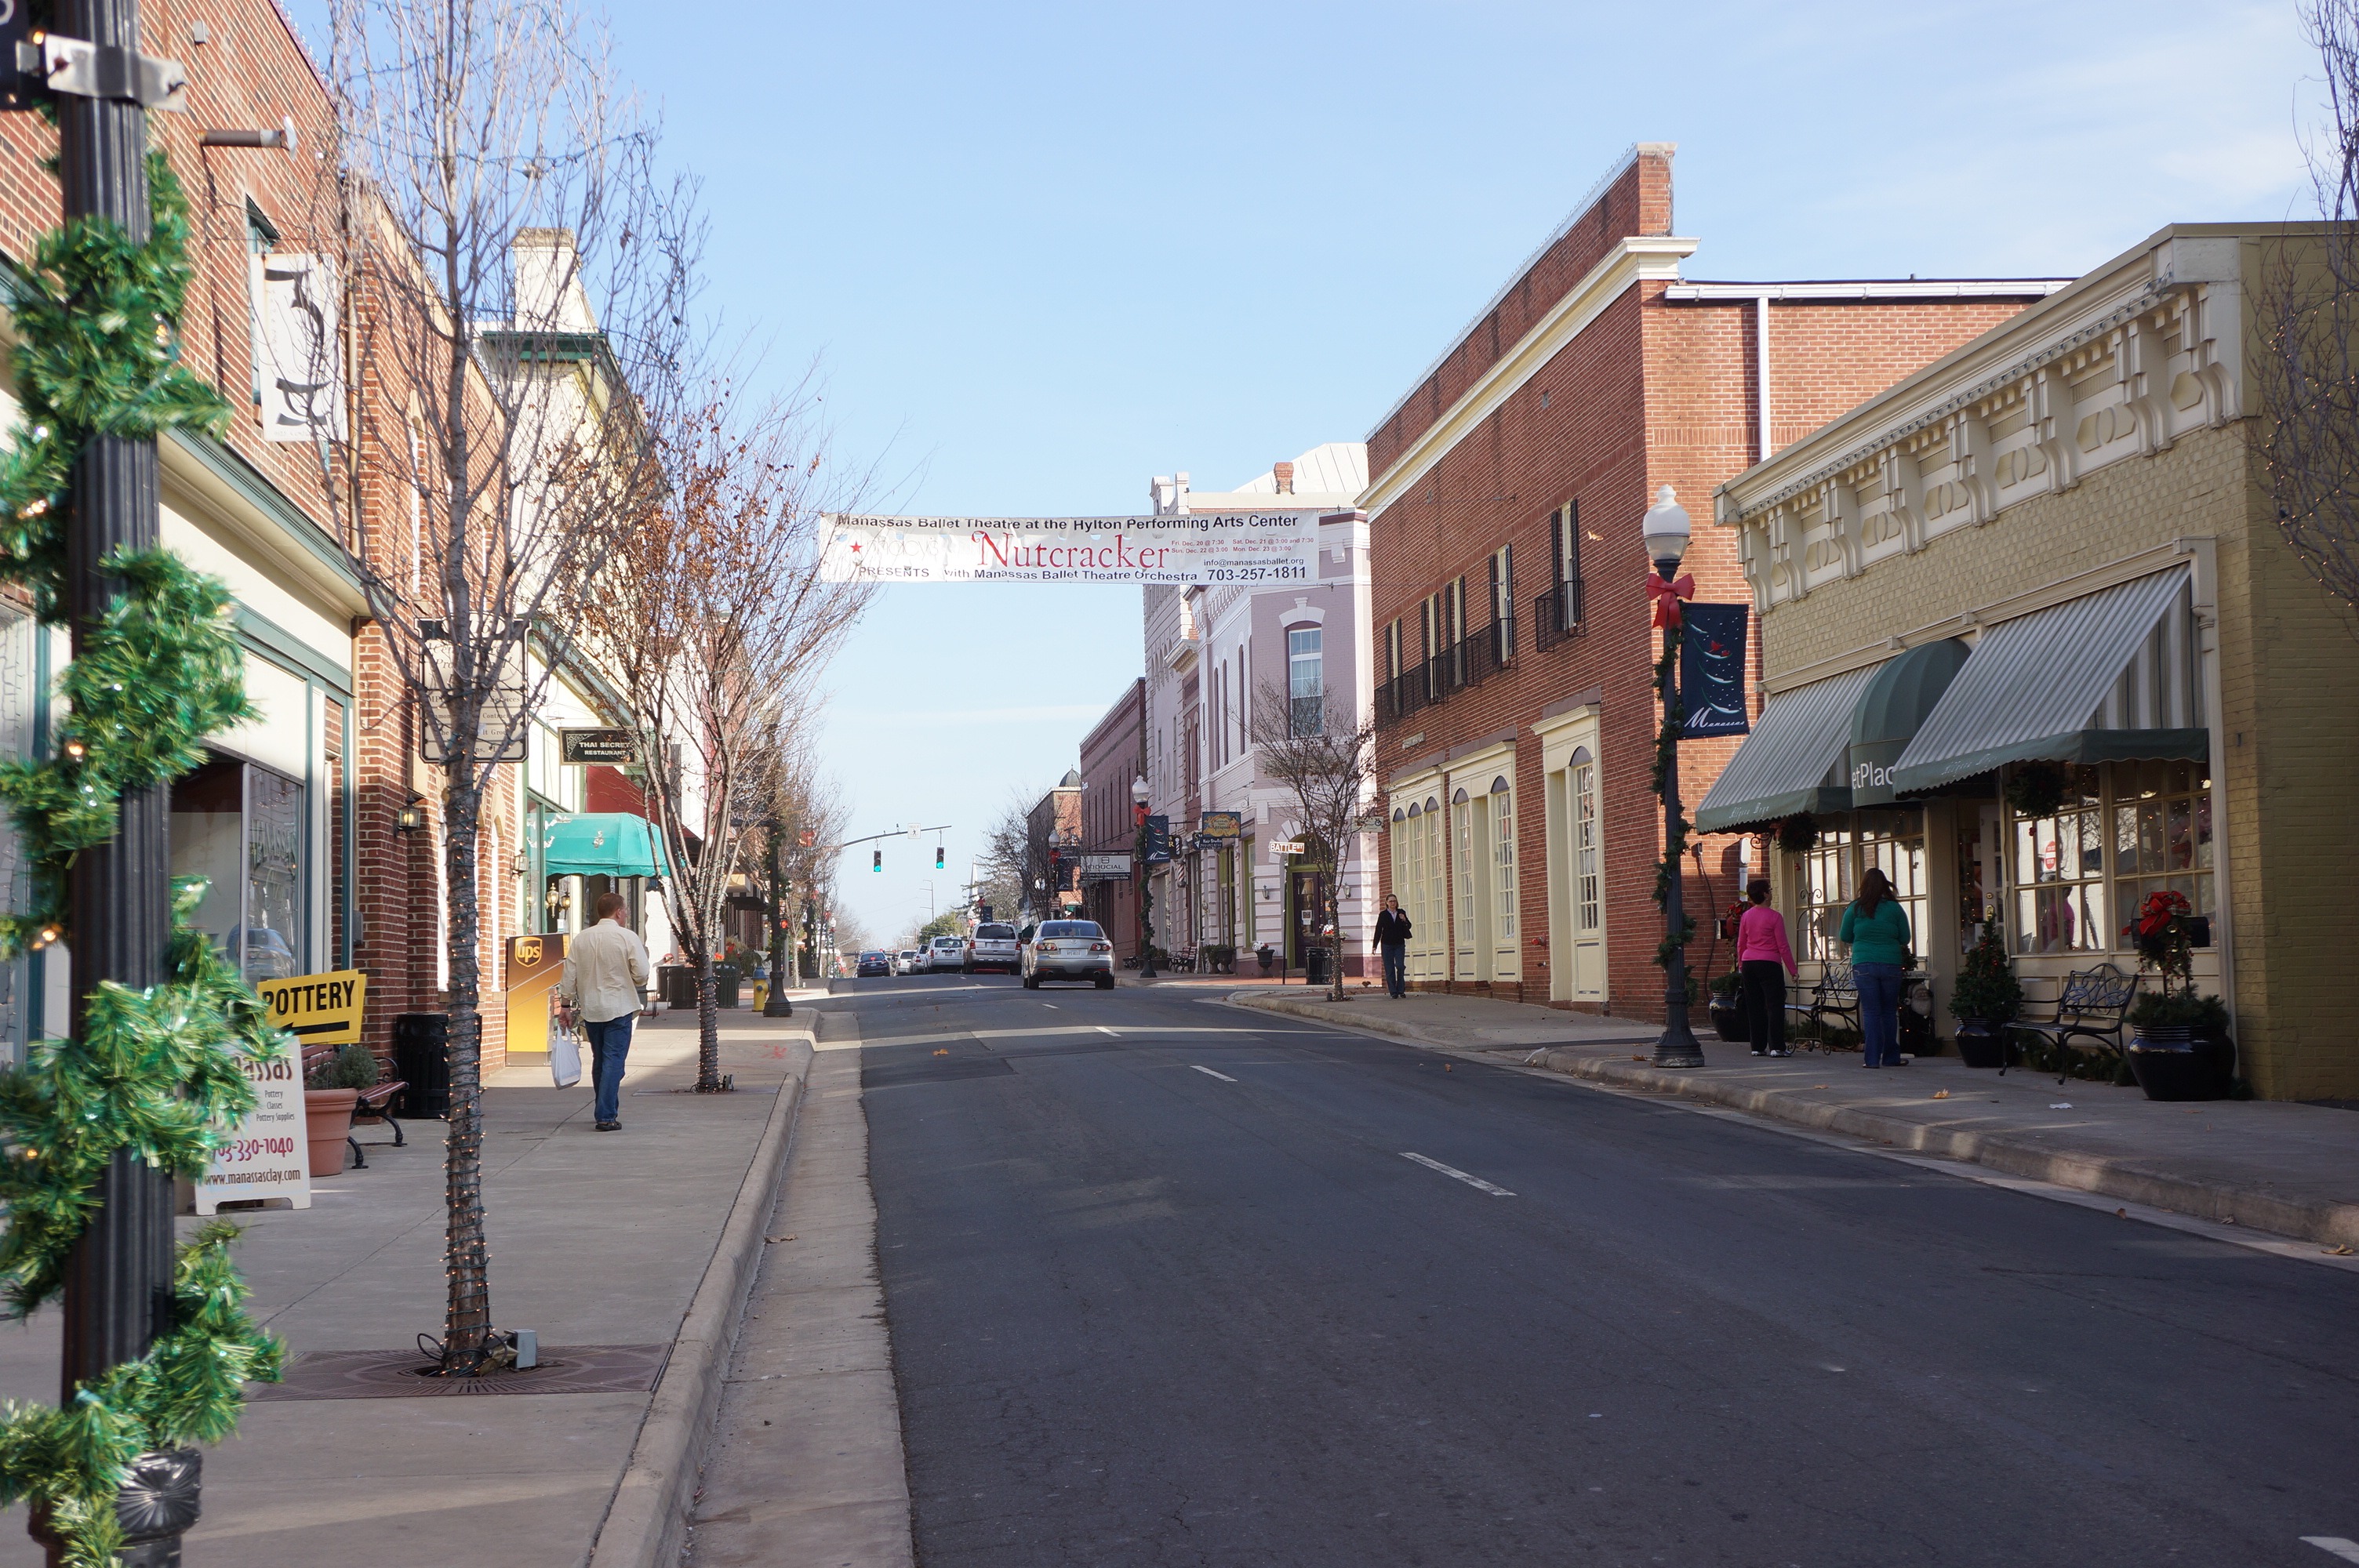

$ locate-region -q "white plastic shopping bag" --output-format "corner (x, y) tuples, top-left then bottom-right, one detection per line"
(548, 1012), (583, 1089)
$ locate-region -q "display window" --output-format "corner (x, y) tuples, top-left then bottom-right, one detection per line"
(2004, 760), (2212, 957)
(170, 753), (307, 982)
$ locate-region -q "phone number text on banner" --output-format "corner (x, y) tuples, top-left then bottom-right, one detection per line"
(819, 514), (1325, 585)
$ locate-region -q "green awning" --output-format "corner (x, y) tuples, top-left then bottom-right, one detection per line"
(1693, 663), (1881, 833)
(540, 813), (671, 879)
(1848, 637), (1972, 806)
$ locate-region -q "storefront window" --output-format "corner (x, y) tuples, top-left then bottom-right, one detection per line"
(1856, 808), (1927, 959)
(171, 754), (307, 982)
(2010, 764), (2105, 955)
(2111, 760), (2214, 929)
(1794, 822), (1856, 963)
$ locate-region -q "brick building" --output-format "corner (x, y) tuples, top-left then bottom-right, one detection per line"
(1077, 679), (1145, 962)
(1708, 223), (2357, 1100)
(1365, 143), (2062, 1017)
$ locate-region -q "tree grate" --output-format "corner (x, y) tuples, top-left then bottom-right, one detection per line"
(249, 1342), (671, 1399)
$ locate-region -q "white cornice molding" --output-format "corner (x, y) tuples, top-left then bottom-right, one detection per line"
(1360, 235), (1699, 521)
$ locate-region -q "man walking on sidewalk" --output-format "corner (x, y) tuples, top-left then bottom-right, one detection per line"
(561, 892), (652, 1131)
(1374, 893), (1412, 999)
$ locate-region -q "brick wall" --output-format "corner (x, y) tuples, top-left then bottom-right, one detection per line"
(1366, 150), (2038, 1018)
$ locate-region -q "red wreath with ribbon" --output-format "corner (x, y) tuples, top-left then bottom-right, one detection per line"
(1646, 571), (1695, 629)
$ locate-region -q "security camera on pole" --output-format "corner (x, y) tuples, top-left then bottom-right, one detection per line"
(1643, 485), (1707, 1069)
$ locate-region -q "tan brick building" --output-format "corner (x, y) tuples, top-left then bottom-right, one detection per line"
(1707, 222), (2358, 1100)
(1365, 143), (2057, 1018)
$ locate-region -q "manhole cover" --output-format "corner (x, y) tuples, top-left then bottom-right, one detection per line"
(250, 1342), (671, 1400)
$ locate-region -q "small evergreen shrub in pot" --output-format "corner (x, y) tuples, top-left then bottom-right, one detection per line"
(1948, 917), (2022, 1069)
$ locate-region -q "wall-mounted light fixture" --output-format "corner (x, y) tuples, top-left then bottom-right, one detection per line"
(396, 797), (425, 833)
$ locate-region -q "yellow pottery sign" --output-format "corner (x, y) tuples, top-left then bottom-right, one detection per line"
(253, 970), (368, 1047)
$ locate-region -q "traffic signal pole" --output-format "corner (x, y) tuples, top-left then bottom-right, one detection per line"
(49, 0), (200, 1556)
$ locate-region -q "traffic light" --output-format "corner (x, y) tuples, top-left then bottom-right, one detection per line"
(871, 849), (881, 873)
(934, 844), (944, 869)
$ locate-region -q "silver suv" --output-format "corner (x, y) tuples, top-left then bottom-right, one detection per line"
(1022, 919), (1115, 989)
(968, 923), (1020, 974)
(925, 935), (968, 973)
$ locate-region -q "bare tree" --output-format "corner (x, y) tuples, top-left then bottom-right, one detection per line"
(982, 786), (1055, 923)
(1250, 684), (1378, 1000)
(316, 0), (689, 1370)
(572, 381), (871, 1087)
(2258, 0), (2359, 634)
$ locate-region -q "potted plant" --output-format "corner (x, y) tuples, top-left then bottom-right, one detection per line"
(304, 1043), (380, 1178)
(1706, 971), (1749, 1042)
(1948, 916), (2022, 1069)
(2121, 890), (2230, 1100)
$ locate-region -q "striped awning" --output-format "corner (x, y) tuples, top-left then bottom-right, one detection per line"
(1889, 567), (2206, 793)
(1693, 663), (1881, 833)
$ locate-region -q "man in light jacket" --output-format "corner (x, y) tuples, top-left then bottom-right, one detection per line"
(560, 892), (652, 1131)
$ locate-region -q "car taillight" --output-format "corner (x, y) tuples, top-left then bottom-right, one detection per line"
(1090, 942), (1110, 953)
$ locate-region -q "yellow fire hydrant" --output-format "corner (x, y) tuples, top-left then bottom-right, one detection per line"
(750, 975), (769, 1013)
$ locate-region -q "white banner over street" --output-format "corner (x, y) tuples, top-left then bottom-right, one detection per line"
(819, 514), (1323, 586)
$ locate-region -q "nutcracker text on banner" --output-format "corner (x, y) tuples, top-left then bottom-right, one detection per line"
(820, 513), (1324, 586)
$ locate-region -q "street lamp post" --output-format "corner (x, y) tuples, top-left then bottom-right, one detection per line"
(1644, 485), (1707, 1069)
(1131, 775), (1157, 980)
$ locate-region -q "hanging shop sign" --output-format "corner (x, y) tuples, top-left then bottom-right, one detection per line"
(1678, 603), (1751, 739)
(253, 968), (368, 1047)
(818, 514), (1325, 586)
(1079, 853), (1132, 880)
(560, 727), (638, 765)
(1198, 811), (1241, 840)
(194, 1038), (310, 1214)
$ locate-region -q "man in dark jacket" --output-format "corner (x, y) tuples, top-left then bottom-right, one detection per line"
(1373, 893), (1412, 999)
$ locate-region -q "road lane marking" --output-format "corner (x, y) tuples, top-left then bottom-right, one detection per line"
(1401, 1152), (1515, 1197)
(1097, 1026), (1120, 1036)
(2305, 1539), (2359, 1563)
(1190, 1065), (1237, 1082)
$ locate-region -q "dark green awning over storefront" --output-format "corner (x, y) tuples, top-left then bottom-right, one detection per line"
(1693, 663), (1880, 833)
(1848, 637), (1972, 807)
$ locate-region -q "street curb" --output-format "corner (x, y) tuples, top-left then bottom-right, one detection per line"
(585, 1029), (817, 1568)
(1230, 992), (2359, 1251)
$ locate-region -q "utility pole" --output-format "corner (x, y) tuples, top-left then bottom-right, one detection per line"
(49, 0), (202, 1556)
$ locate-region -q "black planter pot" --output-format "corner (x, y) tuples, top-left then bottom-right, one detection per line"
(1954, 1018), (2009, 1070)
(1706, 993), (1750, 1043)
(2128, 1025), (2223, 1101)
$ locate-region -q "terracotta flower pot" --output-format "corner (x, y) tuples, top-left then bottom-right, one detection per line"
(304, 1087), (359, 1178)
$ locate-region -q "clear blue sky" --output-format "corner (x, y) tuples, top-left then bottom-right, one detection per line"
(297, 0), (2321, 946)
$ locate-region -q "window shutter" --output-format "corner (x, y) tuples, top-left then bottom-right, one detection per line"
(1550, 509), (1565, 586)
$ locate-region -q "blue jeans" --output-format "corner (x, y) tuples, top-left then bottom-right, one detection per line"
(585, 1014), (635, 1122)
(1856, 963), (1905, 1065)
(1381, 944), (1407, 997)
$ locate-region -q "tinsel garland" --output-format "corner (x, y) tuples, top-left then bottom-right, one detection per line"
(0, 149), (284, 1566)
(1648, 618), (1695, 970)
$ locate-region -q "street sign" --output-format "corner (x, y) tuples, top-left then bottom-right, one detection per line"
(560, 728), (638, 765)
(253, 969), (368, 1047)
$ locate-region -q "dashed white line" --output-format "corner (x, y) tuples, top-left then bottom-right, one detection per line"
(2304, 1538), (2359, 1563)
(1401, 1152), (1515, 1197)
(1096, 1026), (1120, 1036)
(1190, 1065), (1237, 1082)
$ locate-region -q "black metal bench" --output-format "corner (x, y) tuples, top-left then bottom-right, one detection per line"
(2005, 963), (2139, 1083)
(1785, 960), (1860, 1047)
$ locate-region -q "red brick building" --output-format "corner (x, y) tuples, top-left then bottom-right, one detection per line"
(1077, 679), (1146, 962)
(1365, 143), (2062, 1017)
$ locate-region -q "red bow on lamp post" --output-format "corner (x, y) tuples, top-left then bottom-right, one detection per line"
(1646, 571), (1695, 628)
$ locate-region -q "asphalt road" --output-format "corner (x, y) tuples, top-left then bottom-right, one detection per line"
(823, 975), (2359, 1567)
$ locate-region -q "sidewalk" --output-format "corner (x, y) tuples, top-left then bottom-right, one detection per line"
(0, 1007), (815, 1567)
(1232, 989), (2359, 1251)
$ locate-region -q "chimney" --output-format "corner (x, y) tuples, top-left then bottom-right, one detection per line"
(1273, 460), (1296, 495)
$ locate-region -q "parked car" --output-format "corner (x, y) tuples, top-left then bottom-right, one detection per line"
(967, 922), (1020, 974)
(1022, 919), (1115, 989)
(856, 950), (892, 978)
(895, 949), (922, 975)
(926, 935), (969, 972)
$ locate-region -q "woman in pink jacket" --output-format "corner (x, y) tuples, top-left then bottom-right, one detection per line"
(1736, 878), (1799, 1058)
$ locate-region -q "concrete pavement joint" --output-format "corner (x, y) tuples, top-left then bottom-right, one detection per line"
(583, 1029), (816, 1568)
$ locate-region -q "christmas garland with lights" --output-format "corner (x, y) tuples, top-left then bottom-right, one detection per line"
(1649, 619), (1696, 971)
(0, 150), (283, 1567)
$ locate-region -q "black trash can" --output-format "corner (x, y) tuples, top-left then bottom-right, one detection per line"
(391, 1012), (451, 1118)
(1304, 946), (1332, 986)
(713, 964), (742, 1009)
(660, 964), (697, 1009)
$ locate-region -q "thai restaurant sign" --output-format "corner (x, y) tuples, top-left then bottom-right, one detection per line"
(818, 514), (1323, 586)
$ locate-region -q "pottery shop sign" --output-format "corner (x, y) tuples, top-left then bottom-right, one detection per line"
(818, 514), (1324, 586)
(194, 1038), (311, 1214)
(254, 968), (368, 1047)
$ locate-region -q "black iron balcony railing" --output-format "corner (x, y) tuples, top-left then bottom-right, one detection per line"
(1532, 579), (1586, 652)
(1378, 671), (1427, 728)
(1465, 614), (1514, 684)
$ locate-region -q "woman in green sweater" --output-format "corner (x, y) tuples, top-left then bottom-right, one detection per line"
(1839, 868), (1912, 1067)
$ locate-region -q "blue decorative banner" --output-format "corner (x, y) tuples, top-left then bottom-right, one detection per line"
(1143, 814), (1172, 864)
(1679, 603), (1750, 738)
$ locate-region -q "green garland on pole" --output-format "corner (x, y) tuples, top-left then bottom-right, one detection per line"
(0, 149), (285, 1567)
(1649, 617), (1695, 970)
